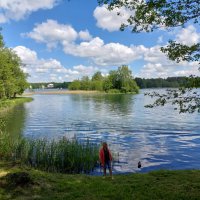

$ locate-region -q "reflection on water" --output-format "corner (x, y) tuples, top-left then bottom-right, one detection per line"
(1, 89), (200, 174)
(70, 94), (133, 116)
(0, 104), (27, 139)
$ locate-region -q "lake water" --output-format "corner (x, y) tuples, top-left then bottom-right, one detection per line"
(1, 89), (200, 174)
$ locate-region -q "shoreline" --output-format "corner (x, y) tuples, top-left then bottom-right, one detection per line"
(0, 97), (33, 113)
(23, 90), (101, 95)
(23, 90), (138, 95)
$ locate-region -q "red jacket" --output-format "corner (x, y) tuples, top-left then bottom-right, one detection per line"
(99, 147), (112, 165)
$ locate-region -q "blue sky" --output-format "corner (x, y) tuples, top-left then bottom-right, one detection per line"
(0, 0), (199, 82)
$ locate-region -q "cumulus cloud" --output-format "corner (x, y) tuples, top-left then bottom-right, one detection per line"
(13, 45), (104, 82)
(137, 45), (200, 78)
(176, 25), (200, 46)
(14, 45), (67, 81)
(23, 20), (200, 80)
(24, 19), (78, 49)
(79, 30), (92, 41)
(93, 5), (132, 32)
(13, 46), (37, 64)
(25, 20), (145, 66)
(0, 0), (60, 23)
(63, 37), (144, 66)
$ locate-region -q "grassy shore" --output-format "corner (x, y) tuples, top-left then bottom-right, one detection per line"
(0, 97), (33, 113)
(0, 161), (200, 200)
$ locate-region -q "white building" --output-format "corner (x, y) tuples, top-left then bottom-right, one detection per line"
(47, 83), (54, 88)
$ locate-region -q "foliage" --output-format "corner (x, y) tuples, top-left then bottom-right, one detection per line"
(161, 41), (200, 63)
(92, 71), (104, 81)
(145, 87), (200, 113)
(68, 80), (81, 90)
(99, 0), (199, 32)
(144, 75), (200, 113)
(69, 66), (139, 93)
(0, 33), (28, 99)
(1, 162), (200, 200)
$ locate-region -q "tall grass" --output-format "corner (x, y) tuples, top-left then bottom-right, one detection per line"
(0, 128), (99, 173)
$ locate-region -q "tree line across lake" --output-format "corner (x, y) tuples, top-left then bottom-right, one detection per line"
(31, 66), (140, 94)
(30, 75), (200, 91)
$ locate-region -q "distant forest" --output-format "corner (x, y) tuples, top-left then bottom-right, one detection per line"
(29, 82), (71, 89)
(29, 76), (200, 90)
(135, 77), (200, 88)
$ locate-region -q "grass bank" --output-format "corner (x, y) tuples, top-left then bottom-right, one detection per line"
(0, 97), (33, 113)
(0, 161), (200, 200)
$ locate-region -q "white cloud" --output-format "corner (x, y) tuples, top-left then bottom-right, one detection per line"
(139, 63), (170, 78)
(143, 45), (168, 63)
(25, 20), (146, 66)
(0, 0), (60, 23)
(23, 20), (200, 80)
(63, 37), (144, 66)
(13, 46), (37, 64)
(93, 5), (132, 32)
(24, 19), (78, 49)
(137, 26), (200, 78)
(137, 45), (200, 78)
(79, 30), (92, 41)
(13, 45), (68, 82)
(176, 25), (200, 46)
(13, 45), (105, 82)
(25, 21), (141, 67)
(73, 65), (98, 76)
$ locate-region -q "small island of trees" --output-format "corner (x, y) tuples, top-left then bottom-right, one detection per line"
(68, 65), (139, 94)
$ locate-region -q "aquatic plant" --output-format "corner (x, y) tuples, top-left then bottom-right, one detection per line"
(0, 129), (99, 174)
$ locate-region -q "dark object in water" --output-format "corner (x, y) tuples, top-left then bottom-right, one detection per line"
(138, 161), (142, 168)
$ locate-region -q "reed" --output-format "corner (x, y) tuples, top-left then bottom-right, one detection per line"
(0, 128), (99, 174)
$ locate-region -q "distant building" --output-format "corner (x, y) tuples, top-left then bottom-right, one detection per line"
(47, 83), (54, 88)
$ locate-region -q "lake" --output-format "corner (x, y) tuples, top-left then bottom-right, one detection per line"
(1, 89), (200, 174)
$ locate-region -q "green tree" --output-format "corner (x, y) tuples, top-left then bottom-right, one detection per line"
(80, 76), (90, 90)
(102, 66), (139, 93)
(91, 81), (103, 91)
(68, 80), (81, 90)
(116, 65), (139, 93)
(108, 70), (118, 89)
(103, 77), (113, 91)
(0, 32), (28, 99)
(92, 71), (104, 81)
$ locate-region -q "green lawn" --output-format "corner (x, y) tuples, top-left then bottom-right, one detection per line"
(0, 161), (200, 200)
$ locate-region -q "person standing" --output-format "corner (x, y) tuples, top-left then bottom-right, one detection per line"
(99, 142), (113, 179)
